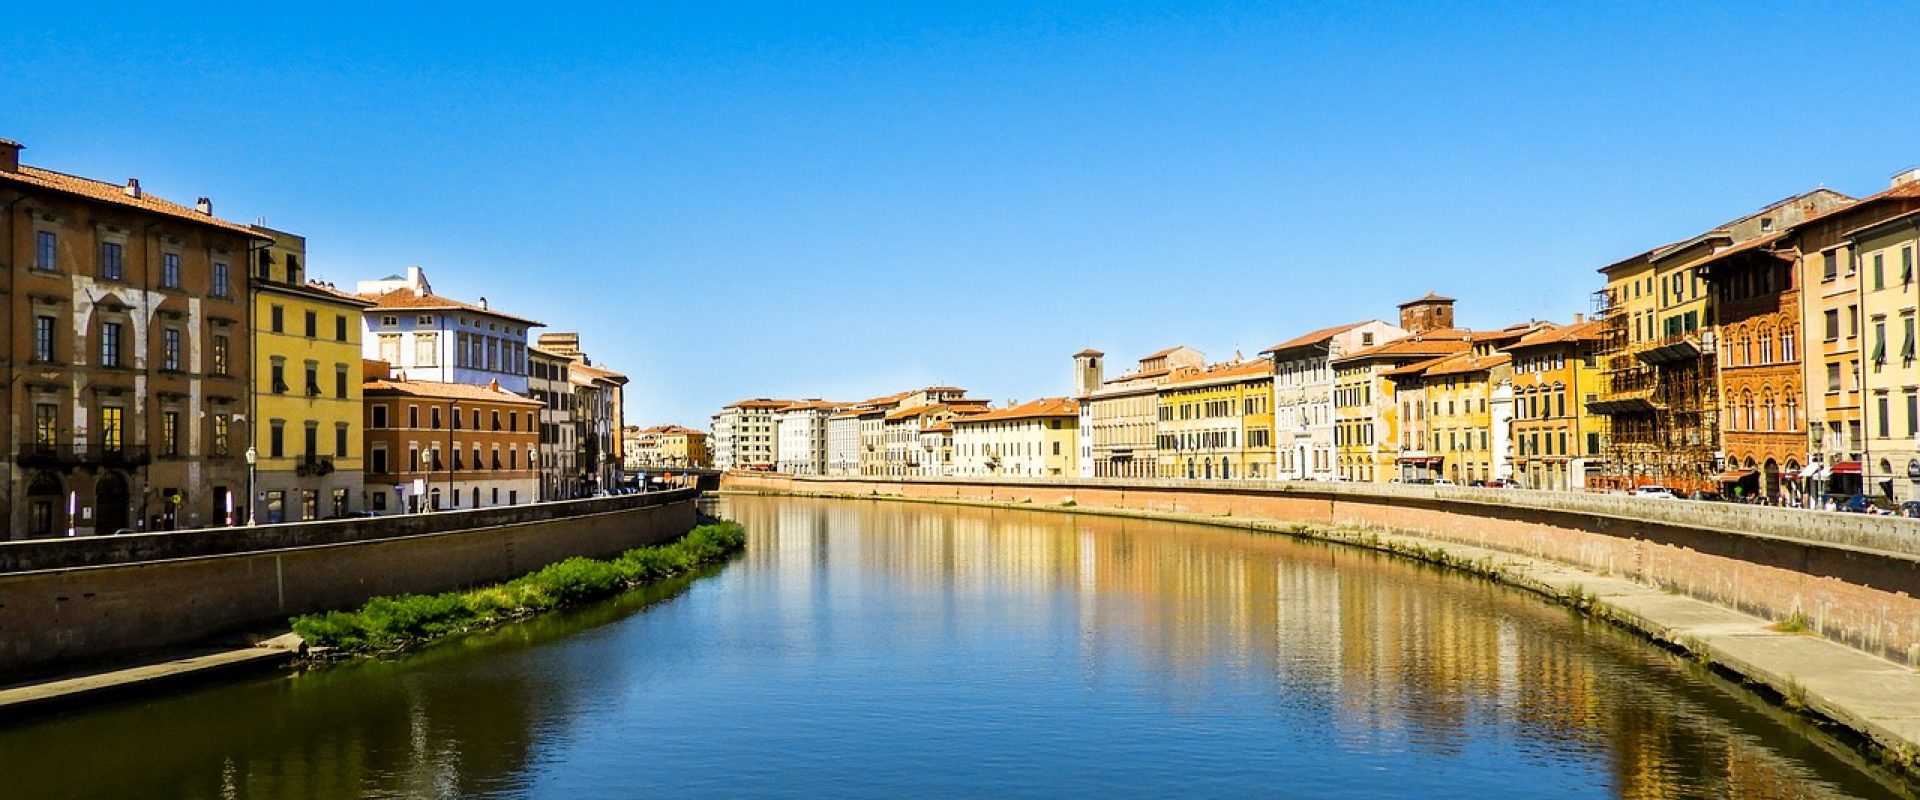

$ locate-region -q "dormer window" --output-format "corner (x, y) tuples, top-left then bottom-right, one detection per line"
(382, 315), (398, 327)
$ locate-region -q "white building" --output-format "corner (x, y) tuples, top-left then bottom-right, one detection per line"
(1262, 320), (1405, 480)
(826, 409), (863, 476)
(1076, 346), (1205, 479)
(775, 401), (840, 475)
(356, 266), (540, 394)
(712, 398), (791, 471)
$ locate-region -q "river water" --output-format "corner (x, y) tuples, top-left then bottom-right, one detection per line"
(0, 496), (1912, 799)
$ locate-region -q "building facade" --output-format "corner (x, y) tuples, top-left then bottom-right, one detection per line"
(357, 266), (541, 395)
(2, 138), (259, 536)
(624, 424), (710, 471)
(528, 346), (577, 499)
(775, 401), (840, 475)
(1153, 360), (1275, 480)
(1332, 295), (1472, 483)
(951, 398), (1079, 478)
(1264, 321), (1404, 481)
(1077, 346), (1204, 479)
(713, 399), (790, 471)
(361, 363), (540, 514)
(1505, 320), (1605, 491)
(248, 226), (375, 522)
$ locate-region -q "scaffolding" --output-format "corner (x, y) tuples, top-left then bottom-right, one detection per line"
(1588, 289), (1720, 493)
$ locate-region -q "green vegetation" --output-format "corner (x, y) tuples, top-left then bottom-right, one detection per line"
(1772, 609), (1812, 634)
(292, 521), (747, 653)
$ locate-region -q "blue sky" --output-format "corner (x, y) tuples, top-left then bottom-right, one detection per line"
(10, 2), (1920, 426)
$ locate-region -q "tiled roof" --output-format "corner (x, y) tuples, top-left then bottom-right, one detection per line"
(364, 378), (543, 406)
(1397, 291), (1455, 307)
(923, 422), (953, 433)
(1164, 360), (1273, 387)
(568, 361), (628, 385)
(1, 165), (264, 237)
(1507, 319), (1605, 350)
(1381, 355), (1456, 379)
(952, 397), (1079, 424)
(1260, 321), (1375, 355)
(777, 400), (845, 412)
(725, 398), (796, 409)
(1074, 348), (1104, 357)
(1334, 330), (1474, 363)
(360, 288), (544, 327)
(885, 404), (944, 421)
(1423, 351), (1510, 377)
(1141, 346), (1187, 359)
(1841, 206), (1920, 239)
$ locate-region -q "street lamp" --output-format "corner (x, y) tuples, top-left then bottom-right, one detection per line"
(244, 444), (258, 526)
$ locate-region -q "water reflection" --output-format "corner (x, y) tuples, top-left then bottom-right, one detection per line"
(0, 497), (1909, 799)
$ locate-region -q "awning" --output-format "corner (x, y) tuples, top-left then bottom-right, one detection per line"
(1830, 461), (1863, 476)
(1799, 464), (1828, 480)
(1587, 396), (1658, 414)
(1716, 470), (1757, 483)
(1396, 455), (1444, 465)
(1637, 337), (1703, 365)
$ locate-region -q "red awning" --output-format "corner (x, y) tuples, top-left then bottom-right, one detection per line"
(1829, 461), (1862, 475)
(1716, 470), (1757, 483)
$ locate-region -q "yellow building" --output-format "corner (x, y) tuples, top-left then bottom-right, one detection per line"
(951, 398), (1079, 477)
(1505, 319), (1606, 490)
(1333, 333), (1472, 483)
(249, 226), (375, 522)
(1153, 360), (1275, 480)
(624, 424), (710, 470)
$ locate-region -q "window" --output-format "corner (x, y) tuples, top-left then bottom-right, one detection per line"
(100, 242), (123, 280)
(1879, 396), (1891, 437)
(372, 447), (388, 474)
(1906, 317), (1917, 363)
(336, 364), (349, 398)
(101, 407), (124, 451)
(372, 405), (389, 428)
(1850, 305), (1861, 338)
(408, 405), (420, 428)
(336, 423), (349, 457)
(381, 315), (398, 327)
(212, 335), (230, 376)
(415, 332), (439, 367)
(269, 420), (285, 458)
(417, 314), (435, 326)
(1825, 310), (1841, 341)
(100, 321), (123, 366)
(162, 411), (180, 456)
(162, 252), (181, 289)
(1873, 322), (1887, 364)
(270, 358), (287, 394)
(35, 231), (56, 270)
(1874, 253), (1885, 290)
(304, 421), (318, 457)
(304, 310), (317, 338)
(1827, 363), (1842, 393)
(378, 334), (401, 363)
(270, 305), (285, 333)
(33, 316), (55, 362)
(212, 262), (230, 297)
(305, 362), (320, 396)
(335, 315), (348, 342)
(1824, 250), (1839, 280)
(430, 406), (442, 429)
(212, 414), (230, 457)
(1907, 247), (1916, 285)
(34, 404), (57, 446)
(163, 328), (181, 371)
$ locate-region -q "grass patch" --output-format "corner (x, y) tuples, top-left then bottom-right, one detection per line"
(292, 521), (747, 654)
(1771, 609), (1812, 634)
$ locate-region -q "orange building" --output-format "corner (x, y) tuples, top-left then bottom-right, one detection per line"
(361, 360), (541, 514)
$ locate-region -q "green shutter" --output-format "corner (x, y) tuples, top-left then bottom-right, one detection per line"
(1904, 319), (1916, 361)
(1874, 327), (1888, 363)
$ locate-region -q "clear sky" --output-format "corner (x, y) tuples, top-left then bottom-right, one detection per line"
(10, 2), (1920, 426)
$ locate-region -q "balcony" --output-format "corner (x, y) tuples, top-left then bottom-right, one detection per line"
(295, 455), (336, 476)
(14, 444), (153, 469)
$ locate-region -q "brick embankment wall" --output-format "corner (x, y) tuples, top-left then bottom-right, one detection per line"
(0, 490), (700, 680)
(722, 473), (1920, 665)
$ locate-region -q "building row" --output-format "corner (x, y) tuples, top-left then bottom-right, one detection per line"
(1, 137), (627, 537)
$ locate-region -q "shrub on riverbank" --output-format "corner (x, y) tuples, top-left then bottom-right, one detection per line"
(292, 521), (747, 653)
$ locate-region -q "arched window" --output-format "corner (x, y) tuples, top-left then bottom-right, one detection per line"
(1742, 391), (1756, 431)
(1763, 393), (1776, 432)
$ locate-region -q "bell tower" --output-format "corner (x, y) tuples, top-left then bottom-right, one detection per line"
(1073, 349), (1104, 397)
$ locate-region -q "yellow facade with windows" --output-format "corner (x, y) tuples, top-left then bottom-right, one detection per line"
(1508, 321), (1606, 491)
(1153, 361), (1275, 480)
(250, 227), (374, 522)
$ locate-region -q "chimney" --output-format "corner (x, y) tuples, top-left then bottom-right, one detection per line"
(195, 197), (212, 215)
(0, 138), (21, 173)
(405, 265), (430, 296)
(1573, 312), (1585, 324)
(1893, 167), (1920, 189)
(478, 296), (488, 310)
(124, 178), (142, 199)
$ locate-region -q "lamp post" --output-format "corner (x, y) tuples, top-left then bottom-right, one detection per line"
(244, 444), (258, 526)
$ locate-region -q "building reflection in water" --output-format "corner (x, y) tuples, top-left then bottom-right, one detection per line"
(0, 496), (1906, 799)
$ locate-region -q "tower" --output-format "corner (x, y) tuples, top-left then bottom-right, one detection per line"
(1073, 349), (1104, 397)
(1398, 292), (1457, 334)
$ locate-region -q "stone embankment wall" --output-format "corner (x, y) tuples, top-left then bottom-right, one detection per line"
(0, 489), (700, 679)
(724, 473), (1920, 665)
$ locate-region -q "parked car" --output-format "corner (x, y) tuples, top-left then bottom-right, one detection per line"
(1632, 486), (1679, 500)
(1432, 478), (1457, 486)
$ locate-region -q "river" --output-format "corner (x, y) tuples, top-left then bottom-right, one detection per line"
(0, 495), (1911, 798)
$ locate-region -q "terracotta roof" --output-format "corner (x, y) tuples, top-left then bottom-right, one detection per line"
(923, 385), (967, 393)
(1103, 368), (1171, 384)
(359, 288), (544, 327)
(1164, 360), (1273, 387)
(568, 361), (627, 385)
(364, 377), (542, 406)
(1333, 330), (1474, 363)
(1260, 321), (1376, 355)
(1506, 319), (1604, 349)
(1842, 207), (1920, 239)
(1, 165), (265, 238)
(952, 397), (1079, 424)
(1074, 348), (1104, 357)
(885, 404), (943, 421)
(829, 408), (866, 419)
(923, 421), (953, 433)
(725, 398), (796, 409)
(1397, 292), (1455, 307)
(1423, 351), (1510, 377)
(1381, 354), (1456, 379)
(777, 400), (845, 412)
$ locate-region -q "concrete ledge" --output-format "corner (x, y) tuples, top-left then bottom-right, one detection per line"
(0, 634), (303, 720)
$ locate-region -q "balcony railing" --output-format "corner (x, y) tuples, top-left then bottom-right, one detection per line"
(13, 444), (153, 469)
(295, 455), (335, 476)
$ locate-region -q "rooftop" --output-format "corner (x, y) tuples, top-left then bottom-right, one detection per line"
(1, 162), (263, 238)
(364, 377), (543, 406)
(953, 397), (1079, 424)
(1260, 321), (1375, 355)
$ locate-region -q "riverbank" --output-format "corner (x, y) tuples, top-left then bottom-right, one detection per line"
(720, 485), (1920, 778)
(292, 521), (746, 658)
